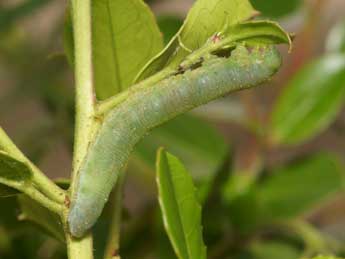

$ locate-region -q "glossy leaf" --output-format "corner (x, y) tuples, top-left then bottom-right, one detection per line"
(156, 149), (207, 259)
(326, 19), (345, 54)
(92, 0), (163, 99)
(223, 20), (292, 50)
(18, 195), (65, 242)
(176, 20), (291, 71)
(135, 0), (256, 81)
(250, 0), (302, 18)
(270, 54), (345, 145)
(258, 153), (344, 220)
(63, 0), (164, 99)
(155, 212), (176, 259)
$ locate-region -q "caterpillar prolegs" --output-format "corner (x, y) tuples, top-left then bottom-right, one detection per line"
(68, 45), (282, 237)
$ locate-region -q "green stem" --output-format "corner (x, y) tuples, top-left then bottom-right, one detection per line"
(70, 0), (95, 192)
(103, 171), (126, 259)
(67, 0), (95, 258)
(0, 127), (65, 203)
(0, 178), (63, 214)
(66, 234), (94, 259)
(23, 187), (63, 214)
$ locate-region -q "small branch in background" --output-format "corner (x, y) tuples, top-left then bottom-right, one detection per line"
(238, 90), (264, 135)
(278, 220), (340, 257)
(104, 171), (126, 259)
(233, 134), (263, 178)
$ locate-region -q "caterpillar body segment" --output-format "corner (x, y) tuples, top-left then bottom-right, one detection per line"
(68, 45), (281, 237)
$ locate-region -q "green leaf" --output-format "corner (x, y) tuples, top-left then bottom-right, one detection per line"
(0, 151), (32, 191)
(326, 19), (345, 54)
(270, 54), (345, 145)
(258, 153), (344, 220)
(223, 20), (292, 49)
(154, 211), (176, 259)
(63, 0), (164, 99)
(92, 0), (163, 99)
(133, 114), (227, 201)
(17, 195), (65, 242)
(250, 0), (302, 18)
(135, 0), (256, 81)
(177, 20), (291, 70)
(156, 148), (207, 259)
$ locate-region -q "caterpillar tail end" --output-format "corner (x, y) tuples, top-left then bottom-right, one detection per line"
(68, 205), (90, 238)
(68, 196), (104, 238)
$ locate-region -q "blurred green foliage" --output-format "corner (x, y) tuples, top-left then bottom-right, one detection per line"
(250, 0), (302, 18)
(157, 16), (183, 44)
(0, 0), (52, 32)
(326, 19), (345, 54)
(0, 0), (345, 259)
(270, 55), (345, 145)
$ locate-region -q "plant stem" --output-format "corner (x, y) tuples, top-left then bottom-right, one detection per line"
(22, 187), (63, 215)
(66, 234), (94, 259)
(103, 172), (126, 259)
(70, 0), (95, 192)
(0, 178), (63, 214)
(66, 0), (95, 258)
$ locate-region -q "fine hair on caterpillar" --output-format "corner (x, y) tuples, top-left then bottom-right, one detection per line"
(68, 45), (282, 237)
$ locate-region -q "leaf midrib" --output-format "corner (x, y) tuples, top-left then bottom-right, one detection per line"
(165, 156), (193, 259)
(106, 0), (122, 92)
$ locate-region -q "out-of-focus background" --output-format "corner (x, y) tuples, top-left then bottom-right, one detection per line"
(1, 0), (345, 258)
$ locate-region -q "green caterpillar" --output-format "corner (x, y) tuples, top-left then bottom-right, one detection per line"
(68, 45), (281, 237)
